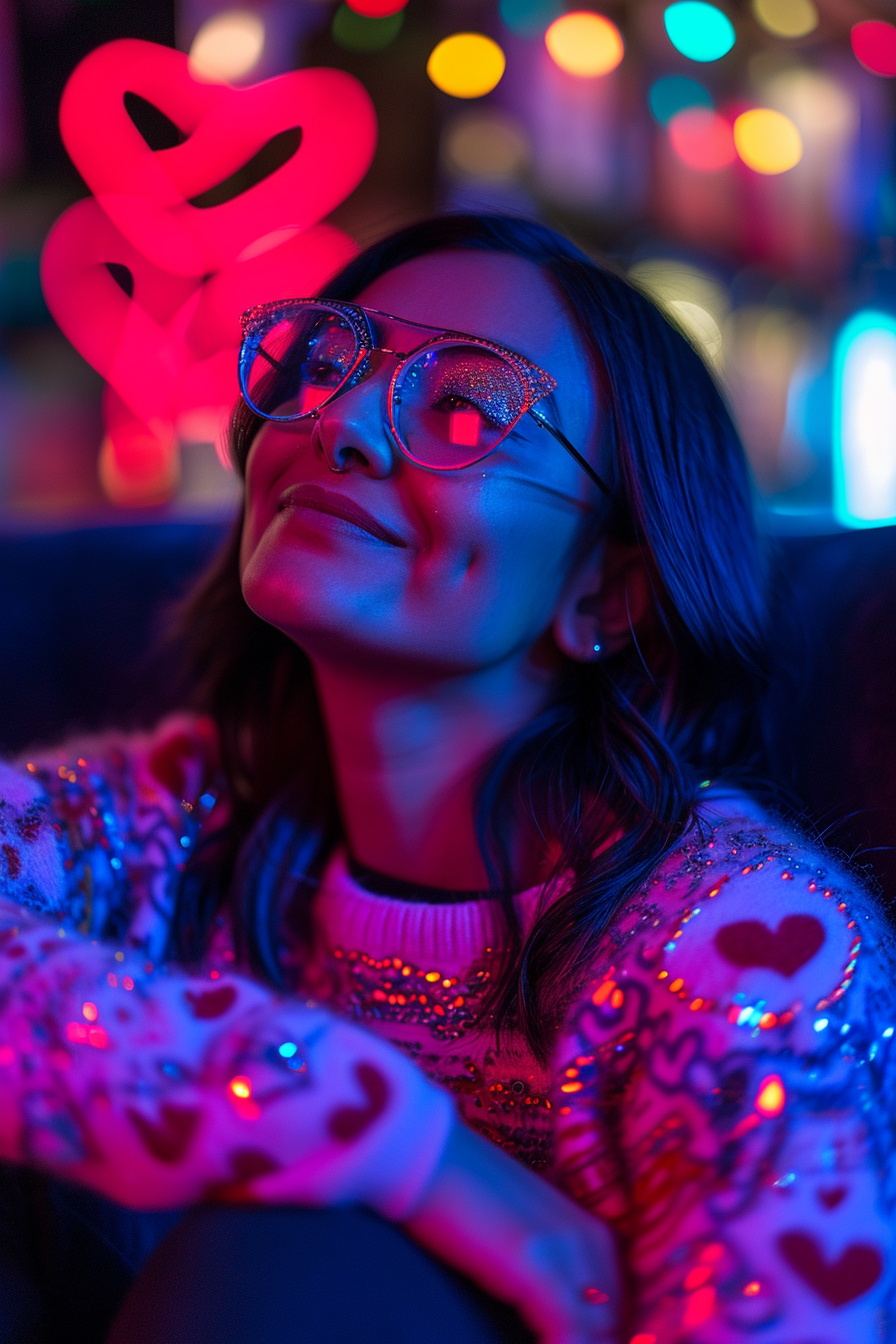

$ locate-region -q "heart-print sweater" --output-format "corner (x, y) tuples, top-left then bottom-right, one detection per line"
(1, 714), (894, 1342)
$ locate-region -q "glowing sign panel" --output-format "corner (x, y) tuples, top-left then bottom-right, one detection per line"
(834, 311), (896, 529)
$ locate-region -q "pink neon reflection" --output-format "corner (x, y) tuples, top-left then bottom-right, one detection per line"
(449, 409), (482, 447)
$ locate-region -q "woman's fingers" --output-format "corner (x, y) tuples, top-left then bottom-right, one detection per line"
(401, 1118), (620, 1344)
(507, 1228), (617, 1343)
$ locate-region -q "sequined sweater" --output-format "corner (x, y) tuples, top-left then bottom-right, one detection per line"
(1, 714), (895, 1343)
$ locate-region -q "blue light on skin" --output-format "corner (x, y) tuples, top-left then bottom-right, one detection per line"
(648, 74), (712, 125)
(832, 310), (896, 530)
(664, 2), (736, 62)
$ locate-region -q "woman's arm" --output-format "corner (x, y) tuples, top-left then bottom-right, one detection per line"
(0, 893), (453, 1216)
(0, 895), (622, 1344)
(554, 821), (896, 1342)
(2, 714), (222, 955)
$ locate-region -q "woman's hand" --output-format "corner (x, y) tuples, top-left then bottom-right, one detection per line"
(401, 1116), (620, 1344)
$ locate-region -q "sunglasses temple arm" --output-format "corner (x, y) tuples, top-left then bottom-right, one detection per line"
(529, 408), (611, 498)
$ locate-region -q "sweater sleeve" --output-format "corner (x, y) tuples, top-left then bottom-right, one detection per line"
(0, 714), (223, 959)
(0, 896), (455, 1219)
(552, 818), (896, 1342)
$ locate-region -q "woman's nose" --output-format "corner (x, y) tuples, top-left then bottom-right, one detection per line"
(312, 355), (398, 478)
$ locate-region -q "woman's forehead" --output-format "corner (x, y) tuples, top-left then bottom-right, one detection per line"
(354, 250), (587, 375)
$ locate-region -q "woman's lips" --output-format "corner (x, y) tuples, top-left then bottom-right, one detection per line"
(277, 483), (408, 548)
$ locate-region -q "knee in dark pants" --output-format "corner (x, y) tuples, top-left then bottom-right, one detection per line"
(106, 1204), (535, 1344)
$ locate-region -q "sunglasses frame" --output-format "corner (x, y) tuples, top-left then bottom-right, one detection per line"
(239, 297), (610, 497)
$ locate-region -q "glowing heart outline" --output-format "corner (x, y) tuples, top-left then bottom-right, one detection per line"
(59, 40), (377, 277)
(41, 195), (358, 437)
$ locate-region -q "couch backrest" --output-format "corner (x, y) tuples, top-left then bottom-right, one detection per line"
(2, 521), (894, 900)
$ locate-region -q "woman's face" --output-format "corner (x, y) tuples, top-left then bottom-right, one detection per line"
(240, 250), (603, 675)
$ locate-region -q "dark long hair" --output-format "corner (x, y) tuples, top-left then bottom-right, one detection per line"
(170, 214), (770, 1060)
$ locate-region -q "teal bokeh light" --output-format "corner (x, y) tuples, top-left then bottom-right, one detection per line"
(648, 74), (712, 124)
(499, 0), (563, 37)
(663, 3), (736, 62)
(833, 310), (896, 530)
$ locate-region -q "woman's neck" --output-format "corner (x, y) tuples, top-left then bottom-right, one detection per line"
(311, 653), (558, 891)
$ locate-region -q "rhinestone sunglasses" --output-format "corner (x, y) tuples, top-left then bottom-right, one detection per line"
(238, 298), (610, 496)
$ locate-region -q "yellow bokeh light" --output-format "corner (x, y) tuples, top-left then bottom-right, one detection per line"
(629, 259), (728, 367)
(752, 0), (818, 39)
(442, 110), (530, 180)
(734, 107), (802, 174)
(667, 300), (724, 365)
(545, 11), (624, 78)
(189, 9), (265, 82)
(426, 33), (506, 99)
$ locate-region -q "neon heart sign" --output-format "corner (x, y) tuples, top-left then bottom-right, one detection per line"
(59, 40), (376, 277)
(41, 39), (376, 502)
(42, 197), (357, 440)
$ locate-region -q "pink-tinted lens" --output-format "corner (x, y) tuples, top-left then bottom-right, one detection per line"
(392, 343), (527, 468)
(243, 307), (360, 419)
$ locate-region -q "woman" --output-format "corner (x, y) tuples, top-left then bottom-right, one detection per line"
(0, 215), (893, 1344)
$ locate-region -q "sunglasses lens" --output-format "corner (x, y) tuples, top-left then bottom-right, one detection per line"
(242, 306), (361, 420)
(393, 344), (527, 468)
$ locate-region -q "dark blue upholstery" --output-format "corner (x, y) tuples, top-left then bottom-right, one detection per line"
(1, 519), (894, 896)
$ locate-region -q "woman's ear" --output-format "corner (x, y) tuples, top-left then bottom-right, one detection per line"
(551, 538), (653, 662)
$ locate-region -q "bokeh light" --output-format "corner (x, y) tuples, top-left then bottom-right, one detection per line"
(346, 0), (407, 15)
(442, 109), (530, 180)
(664, 3), (736, 62)
(834, 311), (896, 528)
(760, 68), (856, 152)
(734, 107), (802, 174)
(427, 33), (506, 99)
(648, 74), (712, 124)
(544, 12), (624, 78)
(98, 425), (180, 507)
(754, 1074), (786, 1118)
(332, 4), (404, 51)
(499, 0), (562, 38)
(188, 10), (265, 82)
(668, 107), (736, 171)
(752, 0), (818, 39)
(630, 258), (728, 368)
(851, 21), (896, 78)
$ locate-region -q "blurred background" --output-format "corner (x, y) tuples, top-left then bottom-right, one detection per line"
(0, 0), (894, 530)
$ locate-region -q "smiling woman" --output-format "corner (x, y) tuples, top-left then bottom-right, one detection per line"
(2, 214), (895, 1344)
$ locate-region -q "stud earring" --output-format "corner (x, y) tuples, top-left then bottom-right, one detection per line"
(592, 642), (602, 655)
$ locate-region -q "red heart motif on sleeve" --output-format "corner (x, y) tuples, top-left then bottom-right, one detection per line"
(714, 914), (825, 978)
(58, 40), (376, 276)
(327, 1062), (391, 1142)
(818, 1185), (847, 1210)
(184, 985), (238, 1019)
(777, 1231), (882, 1306)
(127, 1103), (201, 1164)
